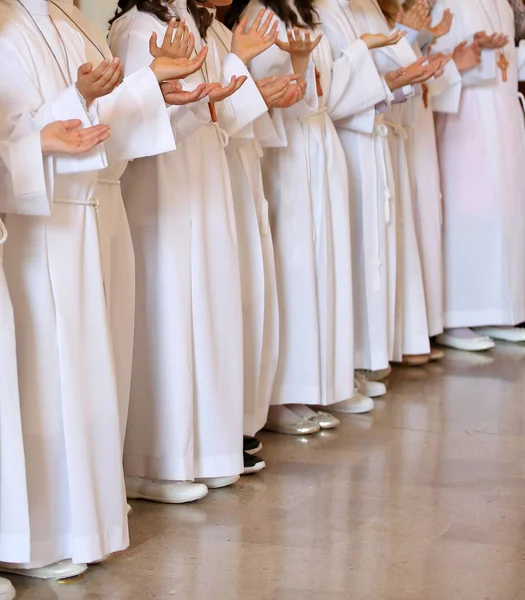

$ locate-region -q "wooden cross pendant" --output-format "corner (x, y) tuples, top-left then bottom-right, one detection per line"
(422, 83), (429, 109)
(497, 52), (509, 83)
(208, 101), (217, 123)
(315, 68), (323, 98)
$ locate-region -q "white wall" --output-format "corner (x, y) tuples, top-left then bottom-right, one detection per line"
(76, 0), (118, 35)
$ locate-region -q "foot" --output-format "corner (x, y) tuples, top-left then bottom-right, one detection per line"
(401, 354), (430, 366)
(307, 410), (340, 429)
(475, 326), (525, 343)
(264, 406), (320, 435)
(289, 405), (340, 429)
(329, 393), (375, 415)
(243, 452), (266, 475)
(195, 475), (240, 489)
(243, 435), (263, 455)
(0, 577), (14, 600)
(0, 560), (87, 581)
(429, 347), (445, 361)
(436, 328), (495, 352)
(125, 477), (209, 504)
(355, 373), (387, 398)
(359, 366), (391, 381)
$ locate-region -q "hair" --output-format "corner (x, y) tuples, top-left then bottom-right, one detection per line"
(377, 0), (398, 26)
(224, 0), (318, 31)
(110, 0), (213, 40)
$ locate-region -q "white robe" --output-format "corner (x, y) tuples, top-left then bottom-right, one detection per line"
(109, 5), (264, 480)
(49, 0), (176, 447)
(401, 34), (461, 337)
(243, 0), (357, 406)
(350, 0), (430, 360)
(208, 18), (279, 436)
(315, 0), (396, 371)
(0, 0), (173, 566)
(0, 132), (50, 563)
(432, 0), (525, 329)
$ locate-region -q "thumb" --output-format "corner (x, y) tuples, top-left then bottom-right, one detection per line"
(78, 62), (93, 75)
(62, 119), (83, 131)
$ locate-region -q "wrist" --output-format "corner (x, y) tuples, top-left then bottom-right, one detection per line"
(232, 50), (250, 65)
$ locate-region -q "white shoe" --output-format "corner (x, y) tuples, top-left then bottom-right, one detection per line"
(125, 477), (209, 504)
(436, 332), (495, 352)
(475, 327), (525, 343)
(0, 578), (15, 600)
(356, 374), (387, 398)
(0, 560), (87, 581)
(195, 475), (240, 489)
(359, 366), (391, 381)
(329, 393), (375, 414)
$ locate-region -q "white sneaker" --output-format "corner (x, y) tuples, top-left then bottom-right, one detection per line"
(125, 477), (209, 504)
(475, 327), (525, 343)
(356, 374), (387, 398)
(436, 332), (495, 352)
(0, 577), (15, 600)
(0, 560), (87, 581)
(329, 393), (375, 414)
(195, 475), (240, 489)
(359, 366), (391, 381)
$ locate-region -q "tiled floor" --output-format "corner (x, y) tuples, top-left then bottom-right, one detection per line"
(12, 343), (525, 599)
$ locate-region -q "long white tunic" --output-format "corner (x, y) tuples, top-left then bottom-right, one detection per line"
(316, 0), (396, 371)
(0, 132), (50, 563)
(50, 0), (176, 445)
(243, 0), (361, 406)
(0, 0), (173, 566)
(110, 5), (265, 480)
(208, 18), (280, 436)
(432, 0), (525, 328)
(350, 0), (430, 360)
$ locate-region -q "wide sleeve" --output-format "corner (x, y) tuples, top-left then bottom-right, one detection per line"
(0, 39), (107, 183)
(0, 131), (53, 215)
(217, 52), (268, 136)
(94, 66), (176, 163)
(109, 14), (210, 143)
(326, 39), (386, 123)
(428, 58), (462, 113)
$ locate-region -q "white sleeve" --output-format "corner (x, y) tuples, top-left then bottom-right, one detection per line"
(94, 66), (176, 163)
(518, 40), (525, 81)
(0, 131), (53, 216)
(428, 58), (462, 114)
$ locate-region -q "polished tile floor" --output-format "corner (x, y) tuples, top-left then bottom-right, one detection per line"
(12, 343), (525, 599)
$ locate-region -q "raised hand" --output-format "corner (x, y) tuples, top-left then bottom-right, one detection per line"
(161, 80), (214, 105)
(474, 31), (509, 50)
(76, 58), (123, 106)
(360, 30), (406, 50)
(256, 74), (299, 107)
(40, 120), (110, 155)
(208, 75), (248, 102)
(232, 9), (279, 64)
(150, 18), (195, 60)
(427, 8), (453, 40)
(395, 0), (430, 32)
(275, 27), (323, 79)
(427, 51), (453, 77)
(150, 47), (208, 82)
(453, 40), (481, 72)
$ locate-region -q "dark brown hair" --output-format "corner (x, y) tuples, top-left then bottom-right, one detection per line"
(224, 0), (318, 31)
(110, 0), (213, 40)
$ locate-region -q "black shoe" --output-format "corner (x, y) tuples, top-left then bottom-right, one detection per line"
(243, 435), (263, 456)
(243, 452), (266, 475)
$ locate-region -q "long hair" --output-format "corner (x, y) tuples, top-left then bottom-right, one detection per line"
(377, 0), (398, 26)
(110, 0), (213, 40)
(224, 0), (318, 31)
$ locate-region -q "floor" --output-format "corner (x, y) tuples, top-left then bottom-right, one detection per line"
(12, 343), (525, 600)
